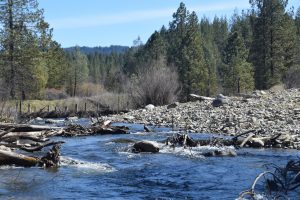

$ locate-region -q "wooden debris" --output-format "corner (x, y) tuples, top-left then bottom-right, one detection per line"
(0, 144), (61, 167)
(239, 160), (300, 199)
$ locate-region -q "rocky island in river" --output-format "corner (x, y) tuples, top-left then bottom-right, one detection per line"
(106, 88), (300, 149)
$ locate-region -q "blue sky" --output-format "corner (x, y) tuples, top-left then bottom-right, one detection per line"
(39, 0), (300, 48)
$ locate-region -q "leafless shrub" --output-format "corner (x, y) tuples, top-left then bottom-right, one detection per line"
(128, 58), (180, 108)
(76, 83), (105, 97)
(283, 65), (300, 89)
(89, 91), (132, 112)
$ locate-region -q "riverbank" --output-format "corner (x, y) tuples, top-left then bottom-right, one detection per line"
(105, 88), (300, 149)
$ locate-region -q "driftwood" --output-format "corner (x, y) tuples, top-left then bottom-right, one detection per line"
(189, 94), (214, 101)
(144, 124), (152, 132)
(0, 123), (64, 168)
(239, 160), (300, 199)
(0, 150), (39, 167)
(165, 130), (285, 149)
(59, 123), (129, 137)
(0, 123), (60, 132)
(0, 144), (61, 167)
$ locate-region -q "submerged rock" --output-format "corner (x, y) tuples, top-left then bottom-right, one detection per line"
(133, 141), (159, 153)
(203, 148), (237, 157)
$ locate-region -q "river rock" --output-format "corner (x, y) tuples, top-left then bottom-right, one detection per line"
(133, 141), (159, 153)
(107, 89), (300, 150)
(145, 104), (155, 110)
(167, 102), (180, 109)
(212, 94), (229, 107)
(203, 148), (237, 157)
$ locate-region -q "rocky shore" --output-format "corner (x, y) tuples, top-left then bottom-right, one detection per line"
(106, 88), (300, 149)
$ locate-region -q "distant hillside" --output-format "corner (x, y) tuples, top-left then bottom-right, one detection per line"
(64, 45), (129, 54)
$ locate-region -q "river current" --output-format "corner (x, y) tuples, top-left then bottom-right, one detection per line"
(0, 120), (299, 199)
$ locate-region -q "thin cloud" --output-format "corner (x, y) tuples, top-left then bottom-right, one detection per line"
(50, 1), (250, 30)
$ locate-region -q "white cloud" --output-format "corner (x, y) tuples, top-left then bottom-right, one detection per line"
(50, 1), (250, 30)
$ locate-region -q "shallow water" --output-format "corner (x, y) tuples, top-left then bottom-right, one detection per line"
(0, 122), (299, 199)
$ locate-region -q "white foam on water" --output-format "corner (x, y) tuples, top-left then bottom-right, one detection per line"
(235, 193), (268, 200)
(104, 141), (115, 145)
(131, 132), (147, 135)
(0, 165), (25, 170)
(159, 144), (236, 159)
(60, 156), (116, 173)
(118, 150), (141, 159)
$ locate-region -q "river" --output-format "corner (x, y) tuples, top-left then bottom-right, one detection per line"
(0, 120), (299, 199)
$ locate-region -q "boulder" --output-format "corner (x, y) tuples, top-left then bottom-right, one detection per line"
(212, 94), (229, 107)
(203, 148), (237, 157)
(123, 115), (135, 120)
(145, 104), (155, 110)
(133, 141), (159, 153)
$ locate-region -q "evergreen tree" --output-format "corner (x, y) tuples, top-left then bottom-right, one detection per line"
(66, 48), (89, 96)
(200, 17), (218, 96)
(143, 31), (167, 61)
(46, 41), (69, 89)
(223, 31), (254, 94)
(0, 0), (50, 99)
(295, 7), (300, 65)
(231, 10), (253, 49)
(250, 0), (296, 89)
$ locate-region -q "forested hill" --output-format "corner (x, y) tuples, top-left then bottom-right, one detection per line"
(64, 45), (129, 54)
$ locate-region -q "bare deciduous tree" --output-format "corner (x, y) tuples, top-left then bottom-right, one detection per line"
(129, 58), (180, 107)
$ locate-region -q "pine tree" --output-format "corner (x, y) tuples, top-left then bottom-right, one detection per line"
(143, 31), (167, 61)
(200, 17), (218, 96)
(66, 48), (89, 96)
(0, 0), (50, 99)
(250, 0), (296, 89)
(46, 41), (69, 89)
(295, 7), (300, 65)
(223, 31), (254, 94)
(181, 11), (206, 98)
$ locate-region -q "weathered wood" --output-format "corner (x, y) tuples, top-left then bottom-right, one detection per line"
(189, 94), (214, 101)
(20, 141), (64, 152)
(144, 124), (151, 132)
(0, 144), (61, 167)
(240, 133), (254, 148)
(0, 128), (15, 139)
(0, 150), (39, 167)
(0, 123), (60, 132)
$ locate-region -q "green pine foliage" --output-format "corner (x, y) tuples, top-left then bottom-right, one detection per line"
(0, 1), (299, 102)
(222, 32), (254, 94)
(250, 0), (297, 89)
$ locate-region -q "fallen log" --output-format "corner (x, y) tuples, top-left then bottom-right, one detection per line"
(0, 123), (60, 132)
(59, 124), (129, 137)
(20, 141), (65, 153)
(0, 150), (39, 167)
(0, 128), (15, 139)
(0, 144), (61, 167)
(240, 133), (255, 148)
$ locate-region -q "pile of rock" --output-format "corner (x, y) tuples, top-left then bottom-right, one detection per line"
(105, 89), (300, 149)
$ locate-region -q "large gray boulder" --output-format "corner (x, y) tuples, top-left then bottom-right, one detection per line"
(212, 94), (229, 107)
(133, 141), (159, 153)
(203, 148), (237, 157)
(145, 104), (155, 110)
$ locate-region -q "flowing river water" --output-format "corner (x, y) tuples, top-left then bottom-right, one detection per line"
(0, 120), (299, 199)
